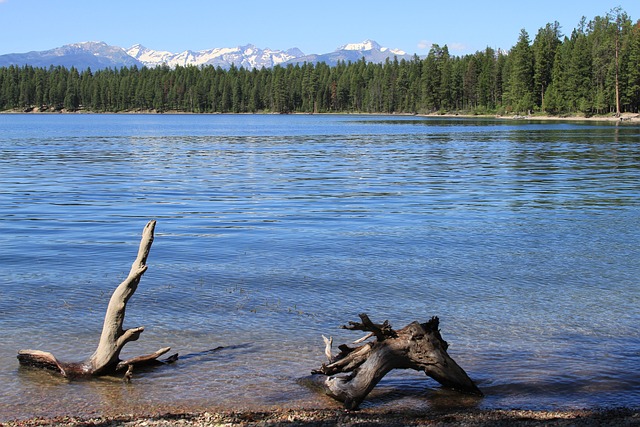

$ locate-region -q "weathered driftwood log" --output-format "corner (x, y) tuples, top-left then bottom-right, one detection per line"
(312, 313), (482, 410)
(17, 220), (176, 379)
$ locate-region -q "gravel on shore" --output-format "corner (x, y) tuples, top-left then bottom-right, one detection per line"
(4, 408), (640, 427)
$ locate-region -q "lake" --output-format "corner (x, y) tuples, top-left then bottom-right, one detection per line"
(0, 114), (638, 420)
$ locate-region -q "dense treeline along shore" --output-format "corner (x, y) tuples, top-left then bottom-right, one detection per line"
(1, 9), (639, 117)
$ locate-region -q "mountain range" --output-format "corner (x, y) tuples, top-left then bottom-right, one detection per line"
(0, 40), (413, 70)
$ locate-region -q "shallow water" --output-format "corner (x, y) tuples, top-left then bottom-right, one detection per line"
(0, 114), (639, 420)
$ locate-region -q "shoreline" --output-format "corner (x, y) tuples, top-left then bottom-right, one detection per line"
(427, 112), (640, 123)
(4, 408), (640, 426)
(1, 108), (639, 123)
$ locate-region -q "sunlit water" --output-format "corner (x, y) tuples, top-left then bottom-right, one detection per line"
(0, 114), (638, 421)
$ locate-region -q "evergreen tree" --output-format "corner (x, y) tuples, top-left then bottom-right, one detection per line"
(544, 36), (572, 114)
(607, 7), (632, 116)
(624, 20), (640, 112)
(463, 55), (478, 110)
(63, 67), (80, 111)
(475, 48), (496, 110)
(569, 26), (593, 113)
(533, 21), (562, 111)
(505, 29), (534, 113)
(421, 44), (441, 111)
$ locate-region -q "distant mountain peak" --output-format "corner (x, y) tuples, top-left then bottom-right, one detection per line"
(337, 39), (407, 56)
(338, 40), (382, 51)
(124, 43), (303, 69)
(71, 41), (108, 48)
(0, 41), (142, 70)
(0, 39), (413, 70)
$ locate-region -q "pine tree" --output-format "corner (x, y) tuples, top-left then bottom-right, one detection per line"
(63, 67), (80, 111)
(476, 48), (496, 110)
(545, 36), (572, 114)
(569, 26), (593, 113)
(608, 7), (632, 116)
(421, 44), (441, 111)
(624, 20), (640, 112)
(505, 29), (534, 113)
(533, 21), (562, 111)
(463, 56), (478, 110)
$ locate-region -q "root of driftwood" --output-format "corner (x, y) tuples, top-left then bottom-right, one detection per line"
(312, 313), (482, 409)
(17, 220), (177, 379)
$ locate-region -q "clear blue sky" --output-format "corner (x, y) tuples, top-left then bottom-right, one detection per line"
(0, 0), (638, 56)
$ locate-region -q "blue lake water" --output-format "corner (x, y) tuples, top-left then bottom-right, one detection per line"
(0, 114), (639, 420)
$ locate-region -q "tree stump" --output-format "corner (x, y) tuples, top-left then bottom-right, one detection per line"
(312, 313), (482, 410)
(17, 220), (176, 379)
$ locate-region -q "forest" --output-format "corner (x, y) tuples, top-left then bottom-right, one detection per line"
(0, 8), (638, 117)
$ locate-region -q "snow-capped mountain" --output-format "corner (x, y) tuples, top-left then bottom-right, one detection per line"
(0, 42), (143, 69)
(0, 40), (413, 70)
(339, 39), (406, 56)
(126, 44), (304, 69)
(283, 39), (413, 66)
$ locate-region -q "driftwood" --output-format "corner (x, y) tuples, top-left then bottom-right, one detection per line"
(312, 313), (482, 409)
(17, 220), (176, 379)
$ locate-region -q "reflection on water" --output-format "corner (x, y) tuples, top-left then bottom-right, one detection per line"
(0, 114), (639, 420)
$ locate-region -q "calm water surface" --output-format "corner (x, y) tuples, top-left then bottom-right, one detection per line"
(0, 114), (638, 420)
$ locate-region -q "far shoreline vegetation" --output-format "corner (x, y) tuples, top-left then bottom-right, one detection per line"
(3, 109), (640, 125)
(1, 8), (639, 120)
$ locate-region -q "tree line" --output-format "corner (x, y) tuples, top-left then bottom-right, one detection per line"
(1, 8), (638, 116)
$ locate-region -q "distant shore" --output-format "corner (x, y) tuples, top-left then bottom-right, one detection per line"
(2, 108), (640, 123)
(424, 112), (640, 123)
(4, 407), (640, 426)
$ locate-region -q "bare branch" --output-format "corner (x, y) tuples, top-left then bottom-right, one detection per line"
(18, 220), (174, 379)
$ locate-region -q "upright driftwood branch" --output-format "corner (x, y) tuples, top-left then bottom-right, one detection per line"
(89, 219), (156, 374)
(18, 220), (175, 378)
(313, 314), (482, 410)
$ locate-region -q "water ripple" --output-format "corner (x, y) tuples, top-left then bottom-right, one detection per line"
(1, 115), (639, 419)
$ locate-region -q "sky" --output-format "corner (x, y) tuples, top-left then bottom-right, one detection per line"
(0, 0), (639, 56)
